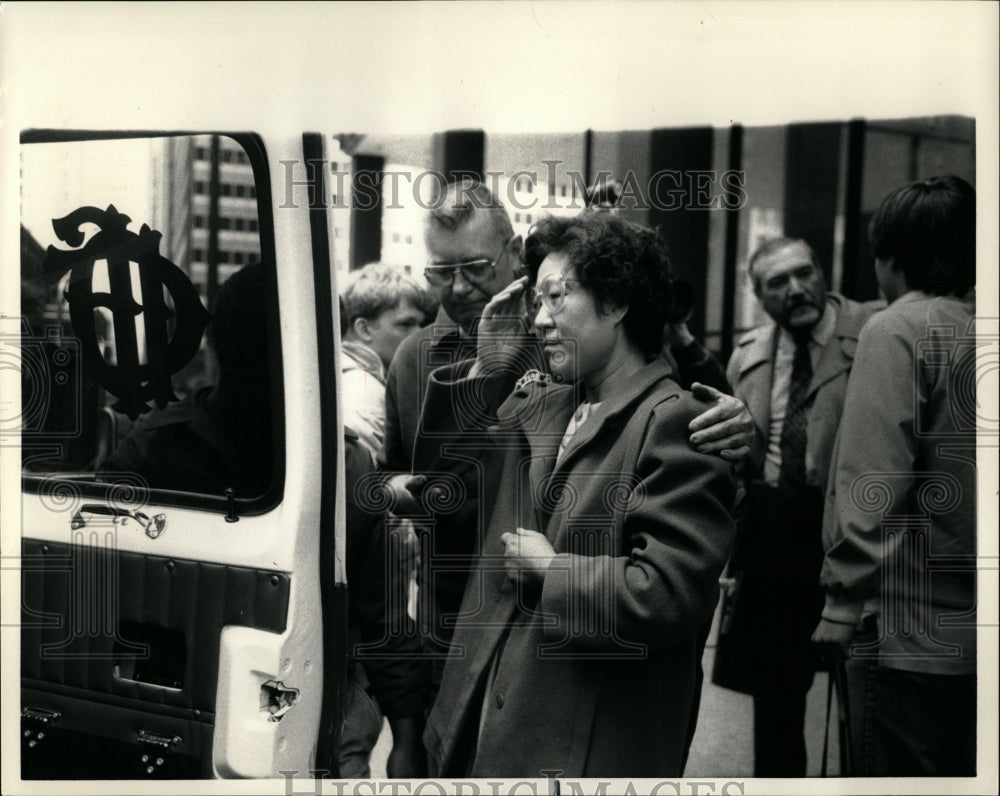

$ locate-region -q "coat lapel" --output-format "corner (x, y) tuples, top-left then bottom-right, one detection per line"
(548, 359), (673, 480)
(732, 326), (777, 444)
(805, 295), (867, 401)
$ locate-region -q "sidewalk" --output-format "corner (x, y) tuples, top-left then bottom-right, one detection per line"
(369, 603), (843, 778)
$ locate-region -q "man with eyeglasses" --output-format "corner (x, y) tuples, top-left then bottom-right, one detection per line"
(380, 178), (753, 698)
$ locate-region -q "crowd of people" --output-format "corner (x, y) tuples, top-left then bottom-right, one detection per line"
(104, 172), (978, 779)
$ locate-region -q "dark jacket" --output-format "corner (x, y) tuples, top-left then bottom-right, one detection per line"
(664, 339), (731, 394)
(418, 357), (737, 777)
(381, 318), (542, 634)
(344, 429), (429, 718)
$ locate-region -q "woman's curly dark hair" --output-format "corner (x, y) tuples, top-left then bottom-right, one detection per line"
(523, 214), (674, 356)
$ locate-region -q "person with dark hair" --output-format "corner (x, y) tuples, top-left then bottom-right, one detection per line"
(660, 281), (731, 394)
(416, 213), (738, 777)
(582, 177), (730, 392)
(381, 178), (754, 702)
(813, 175), (977, 775)
(101, 262), (274, 496)
(868, 174), (975, 299)
(724, 237), (883, 776)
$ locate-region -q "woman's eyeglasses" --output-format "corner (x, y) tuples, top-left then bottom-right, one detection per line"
(526, 274), (581, 316)
(424, 235), (516, 288)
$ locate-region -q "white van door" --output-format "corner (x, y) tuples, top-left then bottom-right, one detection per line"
(16, 131), (345, 779)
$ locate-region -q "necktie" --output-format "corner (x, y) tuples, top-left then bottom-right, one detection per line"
(779, 335), (813, 490)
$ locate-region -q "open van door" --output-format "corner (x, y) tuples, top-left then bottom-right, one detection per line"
(15, 131), (345, 779)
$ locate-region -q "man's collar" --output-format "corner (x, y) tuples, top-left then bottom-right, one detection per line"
(341, 339), (386, 381)
(428, 305), (466, 339)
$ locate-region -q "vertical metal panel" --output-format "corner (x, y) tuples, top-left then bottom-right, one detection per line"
(783, 123), (842, 283)
(647, 127), (714, 342)
(435, 129), (485, 183)
(349, 154), (384, 270)
(721, 125), (744, 362)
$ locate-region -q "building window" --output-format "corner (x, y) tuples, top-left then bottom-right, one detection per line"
(392, 233), (400, 243)
(405, 235), (412, 244)
(194, 181), (206, 194)
(221, 184), (232, 197)
(561, 185), (567, 197)
(193, 215), (205, 229)
(195, 146), (208, 160)
(248, 219), (259, 232)
(514, 212), (521, 223)
(192, 248), (205, 262)
(249, 185), (257, 199)
(235, 184), (246, 198)
(526, 214), (532, 224)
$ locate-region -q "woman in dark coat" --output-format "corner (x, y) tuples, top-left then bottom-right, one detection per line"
(417, 214), (738, 777)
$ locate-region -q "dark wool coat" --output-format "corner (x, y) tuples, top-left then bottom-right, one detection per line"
(418, 357), (737, 778)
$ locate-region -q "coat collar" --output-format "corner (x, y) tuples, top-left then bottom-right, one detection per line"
(497, 357), (674, 438)
(493, 358), (677, 527)
(341, 339), (386, 384)
(732, 292), (879, 445)
(805, 294), (874, 399)
(551, 358), (677, 477)
(733, 293), (874, 380)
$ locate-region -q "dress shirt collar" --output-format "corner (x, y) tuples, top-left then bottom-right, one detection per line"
(777, 296), (837, 354)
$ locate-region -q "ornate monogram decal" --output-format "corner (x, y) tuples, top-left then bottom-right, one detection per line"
(42, 205), (210, 420)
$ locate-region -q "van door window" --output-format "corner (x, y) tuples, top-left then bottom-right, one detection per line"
(17, 134), (282, 511)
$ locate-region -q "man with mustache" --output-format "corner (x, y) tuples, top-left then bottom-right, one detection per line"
(724, 238), (881, 776)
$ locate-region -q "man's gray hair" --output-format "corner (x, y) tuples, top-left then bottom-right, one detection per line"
(426, 177), (514, 244)
(747, 237), (821, 284)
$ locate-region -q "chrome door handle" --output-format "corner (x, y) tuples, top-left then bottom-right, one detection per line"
(71, 504), (167, 539)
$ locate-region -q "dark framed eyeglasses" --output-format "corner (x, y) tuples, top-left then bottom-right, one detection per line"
(424, 235), (516, 288)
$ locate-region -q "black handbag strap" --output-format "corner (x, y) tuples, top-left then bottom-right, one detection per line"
(832, 657), (854, 776)
(820, 657), (855, 777)
(821, 669), (835, 777)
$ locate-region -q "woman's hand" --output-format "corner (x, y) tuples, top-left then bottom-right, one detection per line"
(473, 276), (531, 377)
(500, 527), (555, 589)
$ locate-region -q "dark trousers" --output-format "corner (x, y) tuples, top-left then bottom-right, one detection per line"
(736, 482), (825, 777)
(866, 665), (976, 776)
(751, 634), (818, 776)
